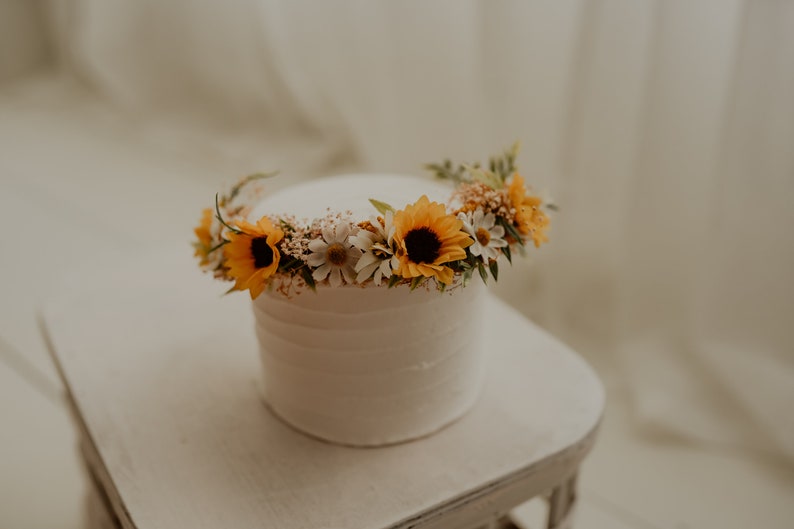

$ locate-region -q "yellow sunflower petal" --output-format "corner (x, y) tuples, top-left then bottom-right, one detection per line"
(223, 216), (283, 299)
(393, 195), (473, 283)
(193, 208), (215, 263)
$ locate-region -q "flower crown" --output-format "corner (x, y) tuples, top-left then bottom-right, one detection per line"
(193, 143), (553, 299)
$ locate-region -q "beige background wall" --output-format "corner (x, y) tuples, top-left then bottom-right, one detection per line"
(0, 2), (792, 526)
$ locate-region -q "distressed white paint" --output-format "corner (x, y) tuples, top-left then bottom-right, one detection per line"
(44, 249), (603, 529)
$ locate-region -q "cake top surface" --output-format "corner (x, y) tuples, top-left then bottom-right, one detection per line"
(250, 173), (452, 222)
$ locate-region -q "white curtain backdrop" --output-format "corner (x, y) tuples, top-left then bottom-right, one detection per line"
(21, 0), (794, 463)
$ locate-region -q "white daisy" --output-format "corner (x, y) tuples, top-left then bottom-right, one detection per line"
(306, 221), (360, 287)
(349, 212), (398, 286)
(458, 209), (507, 261)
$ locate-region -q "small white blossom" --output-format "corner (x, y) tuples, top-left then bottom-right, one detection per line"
(349, 212), (398, 286)
(458, 209), (507, 261)
(306, 222), (360, 287)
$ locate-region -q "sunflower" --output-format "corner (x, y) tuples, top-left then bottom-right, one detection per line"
(193, 208), (215, 265)
(224, 216), (284, 299)
(508, 174), (550, 248)
(392, 195), (472, 285)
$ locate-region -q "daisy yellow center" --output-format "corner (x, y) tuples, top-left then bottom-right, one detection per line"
(404, 226), (442, 264)
(372, 243), (391, 259)
(326, 243), (348, 266)
(475, 227), (491, 247)
(251, 237), (274, 268)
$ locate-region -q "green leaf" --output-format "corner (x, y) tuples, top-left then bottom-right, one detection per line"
(546, 203), (560, 212)
(466, 165), (503, 190)
(387, 274), (402, 288)
(425, 142), (521, 187)
(488, 260), (499, 282)
(279, 218), (296, 232)
(369, 198), (395, 215)
(300, 267), (317, 292)
(207, 239), (229, 254)
(278, 257), (300, 272)
(487, 141), (520, 182)
(459, 260), (472, 271)
(227, 171), (278, 202)
(477, 261), (488, 284)
(498, 216), (525, 247)
(410, 276), (426, 291)
(215, 194), (241, 234)
(502, 243), (512, 264)
(424, 163), (445, 178)
(424, 160), (470, 184)
(462, 268), (474, 287)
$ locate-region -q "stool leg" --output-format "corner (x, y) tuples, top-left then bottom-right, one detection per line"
(80, 436), (122, 529)
(83, 461), (122, 529)
(546, 472), (578, 529)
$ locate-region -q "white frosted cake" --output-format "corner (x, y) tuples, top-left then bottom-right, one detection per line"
(194, 145), (550, 447)
(249, 175), (487, 446)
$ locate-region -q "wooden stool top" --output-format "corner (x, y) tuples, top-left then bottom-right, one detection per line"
(43, 250), (603, 529)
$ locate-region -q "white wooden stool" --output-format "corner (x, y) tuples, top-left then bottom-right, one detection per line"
(43, 250), (603, 529)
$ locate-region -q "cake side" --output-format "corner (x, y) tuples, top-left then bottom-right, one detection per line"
(250, 173), (487, 445)
(254, 281), (486, 445)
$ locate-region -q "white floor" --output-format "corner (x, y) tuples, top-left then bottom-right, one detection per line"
(1, 76), (793, 529)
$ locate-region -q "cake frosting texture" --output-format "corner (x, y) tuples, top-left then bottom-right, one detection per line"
(251, 174), (487, 446)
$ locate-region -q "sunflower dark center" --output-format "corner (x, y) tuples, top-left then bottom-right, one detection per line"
(404, 227), (442, 264)
(251, 237), (274, 268)
(326, 243), (348, 266)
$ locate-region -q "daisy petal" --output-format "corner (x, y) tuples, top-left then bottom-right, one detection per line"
(322, 226), (336, 244)
(308, 238), (328, 252)
(350, 231), (375, 251)
(341, 265), (356, 284)
(356, 252), (379, 272)
(347, 246), (362, 259)
(484, 247), (500, 261)
(329, 267), (343, 288)
(307, 252), (326, 267)
(313, 263), (331, 281)
(356, 263), (377, 283)
(491, 237), (508, 248)
(377, 260), (392, 279)
(335, 222), (350, 241)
